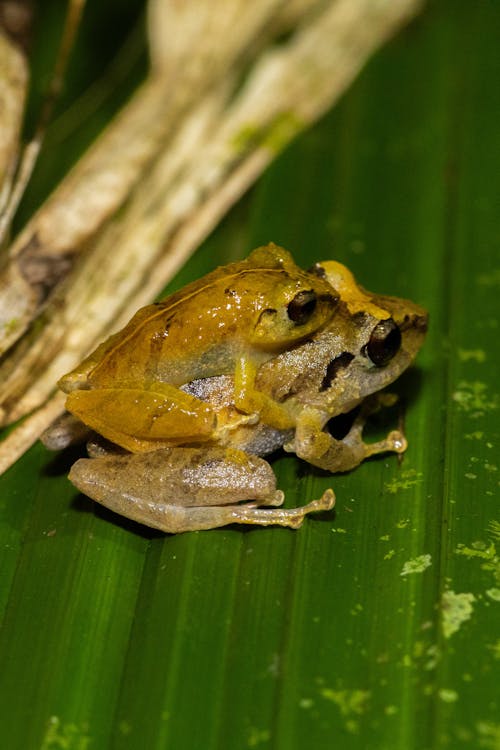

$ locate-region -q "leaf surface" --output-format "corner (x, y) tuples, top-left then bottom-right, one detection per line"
(0, 2), (499, 749)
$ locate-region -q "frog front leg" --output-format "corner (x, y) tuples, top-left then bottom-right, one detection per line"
(69, 446), (335, 533)
(288, 398), (407, 473)
(233, 357), (295, 430)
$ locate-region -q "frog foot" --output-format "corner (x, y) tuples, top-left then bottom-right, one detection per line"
(360, 429), (407, 458)
(213, 489), (335, 530)
(290, 400), (408, 473)
(345, 401), (408, 457)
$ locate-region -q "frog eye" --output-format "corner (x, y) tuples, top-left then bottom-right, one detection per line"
(287, 290), (317, 324)
(366, 318), (401, 366)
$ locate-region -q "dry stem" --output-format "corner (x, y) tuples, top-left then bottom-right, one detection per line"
(0, 0), (424, 473)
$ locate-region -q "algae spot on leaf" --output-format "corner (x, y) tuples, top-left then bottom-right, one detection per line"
(396, 518), (411, 528)
(455, 535), (500, 587)
(475, 720), (500, 750)
(452, 381), (499, 416)
(488, 520), (500, 541)
(441, 591), (476, 639)
(319, 687), (371, 734)
(455, 540), (496, 561)
(320, 687), (371, 715)
(384, 469), (423, 494)
(438, 688), (459, 703)
(465, 431), (484, 440)
(400, 553), (432, 576)
(486, 640), (500, 660)
(41, 716), (91, 750)
(247, 727), (271, 747)
(458, 348), (486, 363)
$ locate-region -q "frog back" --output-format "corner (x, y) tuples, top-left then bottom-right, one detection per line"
(59, 245), (338, 391)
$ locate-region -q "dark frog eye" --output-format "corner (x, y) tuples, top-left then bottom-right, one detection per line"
(366, 318), (402, 366)
(287, 290), (317, 325)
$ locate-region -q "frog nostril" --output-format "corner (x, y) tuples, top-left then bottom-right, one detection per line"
(414, 314), (429, 333)
(307, 263), (327, 278)
(364, 318), (401, 366)
(287, 290), (317, 324)
(320, 352), (355, 391)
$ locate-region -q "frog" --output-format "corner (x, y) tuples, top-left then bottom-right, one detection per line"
(58, 243), (338, 452)
(49, 247), (427, 534)
(250, 259), (429, 473)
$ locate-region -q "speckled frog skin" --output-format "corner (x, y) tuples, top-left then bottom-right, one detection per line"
(49, 246), (427, 533)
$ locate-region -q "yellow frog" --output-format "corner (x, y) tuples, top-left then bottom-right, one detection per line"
(59, 243), (338, 451)
(50, 247), (427, 533)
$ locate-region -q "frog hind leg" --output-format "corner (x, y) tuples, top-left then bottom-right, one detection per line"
(64, 383), (216, 452)
(68, 446), (335, 533)
(289, 397), (407, 473)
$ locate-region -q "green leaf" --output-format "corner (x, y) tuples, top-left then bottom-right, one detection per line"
(1, 2), (499, 749)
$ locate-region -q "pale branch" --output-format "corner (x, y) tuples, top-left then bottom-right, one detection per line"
(0, 27), (28, 229)
(0, 0), (424, 475)
(0, 0), (328, 356)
